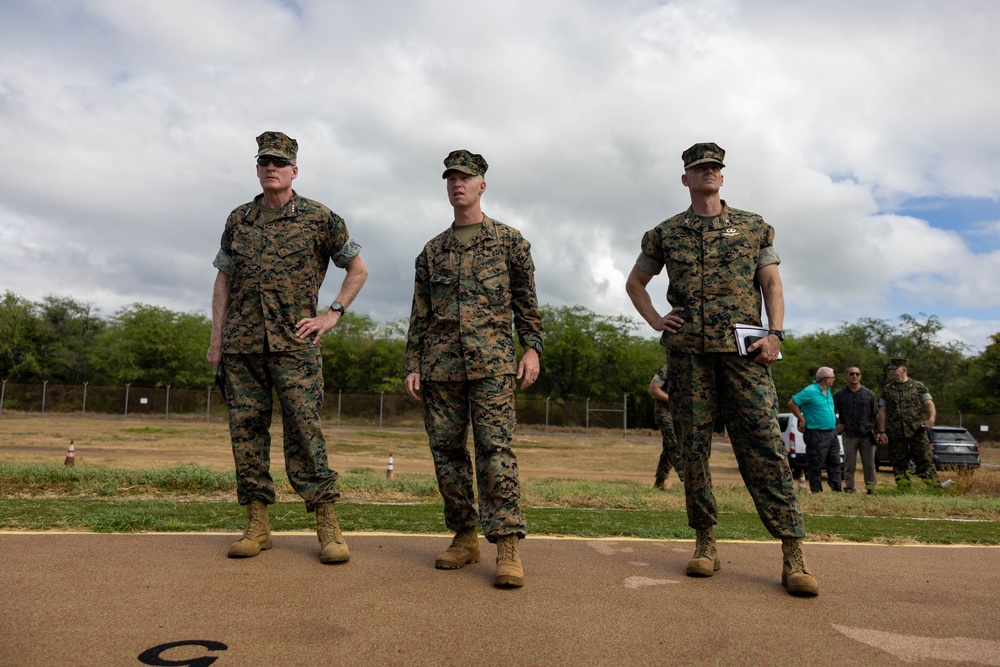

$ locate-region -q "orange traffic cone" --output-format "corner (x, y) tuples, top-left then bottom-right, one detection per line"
(386, 453), (394, 480)
(64, 440), (75, 467)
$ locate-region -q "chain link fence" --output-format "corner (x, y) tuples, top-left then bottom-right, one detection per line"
(0, 382), (640, 433)
(3, 381), (994, 441)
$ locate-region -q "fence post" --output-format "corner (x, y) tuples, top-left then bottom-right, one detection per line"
(623, 393), (627, 438)
(124, 383), (131, 417)
(206, 386), (212, 421)
(82, 382), (88, 415)
(0, 379), (5, 417)
(165, 385), (171, 420)
(337, 390), (342, 428)
(586, 397), (591, 435)
(41, 380), (48, 415)
(379, 391), (384, 430)
(545, 396), (550, 434)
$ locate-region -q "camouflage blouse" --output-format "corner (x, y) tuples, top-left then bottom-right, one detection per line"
(214, 192), (361, 354)
(405, 215), (544, 381)
(635, 202), (779, 353)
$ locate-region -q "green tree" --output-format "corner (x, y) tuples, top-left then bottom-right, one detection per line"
(322, 313), (407, 393)
(36, 295), (106, 384)
(534, 305), (663, 426)
(0, 291), (45, 381)
(90, 304), (213, 388)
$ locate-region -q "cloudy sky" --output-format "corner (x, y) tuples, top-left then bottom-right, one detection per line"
(2, 0), (999, 353)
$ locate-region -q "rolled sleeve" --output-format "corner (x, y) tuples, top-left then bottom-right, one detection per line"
(332, 237), (362, 269)
(757, 245), (780, 269)
(212, 248), (234, 275)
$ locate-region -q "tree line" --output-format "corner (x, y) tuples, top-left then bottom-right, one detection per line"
(2, 291), (998, 424)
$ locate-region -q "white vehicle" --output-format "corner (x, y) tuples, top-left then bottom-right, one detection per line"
(777, 412), (843, 476)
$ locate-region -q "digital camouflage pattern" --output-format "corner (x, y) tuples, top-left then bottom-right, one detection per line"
(422, 376), (526, 542)
(668, 350), (804, 538)
(652, 364), (683, 482)
(222, 348), (340, 512)
(214, 192), (361, 353)
(682, 142), (726, 169)
(881, 378), (938, 479)
(405, 215), (544, 380)
(255, 131), (298, 161)
(881, 378), (932, 438)
(635, 202), (780, 353)
(441, 149), (489, 178)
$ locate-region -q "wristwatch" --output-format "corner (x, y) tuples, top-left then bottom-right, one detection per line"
(529, 341), (543, 357)
(768, 329), (785, 341)
(330, 301), (346, 315)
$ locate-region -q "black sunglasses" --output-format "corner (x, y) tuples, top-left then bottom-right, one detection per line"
(257, 156), (292, 168)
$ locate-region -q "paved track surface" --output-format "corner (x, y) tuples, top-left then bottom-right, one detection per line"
(3, 533), (999, 667)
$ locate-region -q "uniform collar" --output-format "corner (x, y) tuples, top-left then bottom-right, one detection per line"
(681, 200), (732, 229)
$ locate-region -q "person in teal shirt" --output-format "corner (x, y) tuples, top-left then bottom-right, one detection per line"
(788, 367), (842, 492)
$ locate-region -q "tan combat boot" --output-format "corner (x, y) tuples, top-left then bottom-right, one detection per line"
(494, 535), (524, 588)
(686, 527), (721, 577)
(317, 503), (350, 564)
(781, 537), (819, 596)
(228, 499), (272, 558)
(435, 527), (480, 569)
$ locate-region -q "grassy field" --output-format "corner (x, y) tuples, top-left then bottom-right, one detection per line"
(2, 414), (998, 545)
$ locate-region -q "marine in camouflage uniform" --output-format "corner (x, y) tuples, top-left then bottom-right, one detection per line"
(405, 149), (544, 588)
(649, 363), (684, 488)
(625, 142), (817, 596)
(875, 358), (938, 482)
(207, 131), (368, 563)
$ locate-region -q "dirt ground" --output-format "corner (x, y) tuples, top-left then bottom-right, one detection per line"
(2, 414), (996, 487)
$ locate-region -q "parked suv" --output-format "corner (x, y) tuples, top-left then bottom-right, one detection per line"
(778, 412), (843, 475)
(875, 425), (981, 471)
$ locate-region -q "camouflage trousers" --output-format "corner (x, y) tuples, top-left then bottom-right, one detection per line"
(654, 403), (684, 483)
(888, 429), (938, 481)
(421, 375), (526, 543)
(222, 349), (339, 512)
(668, 351), (805, 539)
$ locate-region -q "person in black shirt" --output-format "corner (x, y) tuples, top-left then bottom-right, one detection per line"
(834, 366), (878, 493)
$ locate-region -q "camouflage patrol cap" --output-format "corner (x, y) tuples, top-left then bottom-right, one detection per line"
(682, 142), (726, 169)
(442, 149), (488, 178)
(255, 131), (298, 162)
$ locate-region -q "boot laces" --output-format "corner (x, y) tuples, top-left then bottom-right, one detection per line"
(318, 506), (343, 542)
(499, 536), (518, 562)
(242, 503), (263, 538)
(693, 530), (714, 558)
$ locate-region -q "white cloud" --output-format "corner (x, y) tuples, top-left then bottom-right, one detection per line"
(1, 0), (999, 352)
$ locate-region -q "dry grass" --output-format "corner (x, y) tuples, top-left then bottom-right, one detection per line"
(1, 412), (996, 492)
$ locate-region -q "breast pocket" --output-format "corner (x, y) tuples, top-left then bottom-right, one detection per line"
(430, 271), (457, 302)
(474, 259), (510, 306)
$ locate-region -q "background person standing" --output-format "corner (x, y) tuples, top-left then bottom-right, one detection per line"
(834, 366), (878, 494)
(875, 358), (939, 484)
(649, 363), (684, 490)
(788, 367), (842, 493)
(207, 131), (368, 564)
(405, 149), (544, 589)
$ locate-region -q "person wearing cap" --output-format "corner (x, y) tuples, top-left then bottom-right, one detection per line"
(875, 358), (938, 483)
(207, 131), (368, 564)
(788, 367), (843, 493)
(649, 362), (684, 490)
(405, 149), (544, 588)
(626, 142), (818, 597)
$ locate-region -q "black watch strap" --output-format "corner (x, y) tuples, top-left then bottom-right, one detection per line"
(330, 301), (346, 315)
(768, 329), (784, 341)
